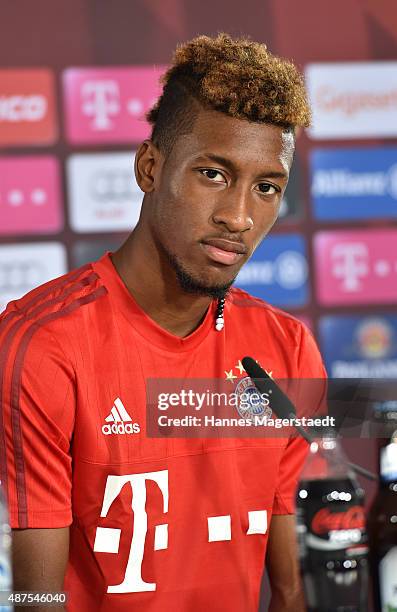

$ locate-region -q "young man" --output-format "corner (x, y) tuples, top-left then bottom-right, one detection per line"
(1, 34), (325, 611)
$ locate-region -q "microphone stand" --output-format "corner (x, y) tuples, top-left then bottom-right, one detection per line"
(241, 356), (377, 482)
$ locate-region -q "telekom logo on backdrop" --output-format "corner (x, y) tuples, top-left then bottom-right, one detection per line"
(314, 230), (397, 305)
(63, 67), (166, 143)
(0, 157), (63, 235)
(0, 69), (57, 146)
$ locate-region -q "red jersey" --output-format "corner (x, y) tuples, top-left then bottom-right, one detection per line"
(0, 253), (326, 611)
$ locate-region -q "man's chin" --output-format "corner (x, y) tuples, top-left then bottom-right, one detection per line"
(177, 273), (235, 299)
(163, 246), (237, 298)
(176, 265), (236, 299)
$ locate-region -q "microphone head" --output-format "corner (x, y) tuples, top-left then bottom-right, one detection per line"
(242, 355), (296, 419)
(242, 356), (270, 380)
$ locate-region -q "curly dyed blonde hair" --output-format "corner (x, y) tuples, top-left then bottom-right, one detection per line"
(147, 33), (310, 154)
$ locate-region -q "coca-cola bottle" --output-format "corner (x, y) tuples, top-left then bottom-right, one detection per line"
(368, 432), (397, 612)
(296, 430), (368, 612)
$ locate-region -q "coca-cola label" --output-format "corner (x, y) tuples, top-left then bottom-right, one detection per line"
(312, 506), (365, 535)
(309, 505), (366, 549)
(297, 479), (367, 552)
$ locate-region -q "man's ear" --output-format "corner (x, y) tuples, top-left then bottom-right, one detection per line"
(134, 140), (163, 193)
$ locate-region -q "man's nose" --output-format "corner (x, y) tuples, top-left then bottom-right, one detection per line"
(211, 186), (254, 233)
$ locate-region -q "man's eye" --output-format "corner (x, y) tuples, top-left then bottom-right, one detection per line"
(200, 169), (225, 182)
(257, 183), (278, 195)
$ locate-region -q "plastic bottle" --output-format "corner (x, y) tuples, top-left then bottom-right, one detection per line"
(296, 431), (368, 611)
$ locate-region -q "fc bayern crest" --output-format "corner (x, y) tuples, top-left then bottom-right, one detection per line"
(234, 376), (272, 422)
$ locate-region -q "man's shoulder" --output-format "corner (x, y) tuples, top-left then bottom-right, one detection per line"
(227, 287), (308, 338)
(227, 288), (325, 377)
(0, 260), (108, 342)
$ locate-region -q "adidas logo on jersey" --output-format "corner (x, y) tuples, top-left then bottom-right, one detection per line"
(102, 398), (140, 436)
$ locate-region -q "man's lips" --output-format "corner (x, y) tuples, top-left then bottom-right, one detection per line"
(201, 238), (247, 266)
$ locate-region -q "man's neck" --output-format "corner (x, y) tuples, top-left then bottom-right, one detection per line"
(111, 232), (213, 338)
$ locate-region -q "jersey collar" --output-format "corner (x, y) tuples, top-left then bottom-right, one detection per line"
(93, 252), (218, 352)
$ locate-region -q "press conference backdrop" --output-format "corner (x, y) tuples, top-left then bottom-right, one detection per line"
(0, 3), (396, 610)
(1, 2), (397, 391)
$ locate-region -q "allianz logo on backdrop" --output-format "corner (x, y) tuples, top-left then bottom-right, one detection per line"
(237, 250), (308, 290)
(312, 165), (397, 199)
(310, 147), (397, 221)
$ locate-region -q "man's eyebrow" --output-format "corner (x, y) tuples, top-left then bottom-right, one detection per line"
(194, 154), (289, 180)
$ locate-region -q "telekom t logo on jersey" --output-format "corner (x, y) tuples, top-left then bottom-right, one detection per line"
(94, 470), (268, 593)
(94, 471), (169, 593)
(63, 67), (166, 144)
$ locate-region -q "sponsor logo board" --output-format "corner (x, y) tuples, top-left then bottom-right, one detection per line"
(0, 69), (57, 145)
(66, 152), (142, 232)
(314, 230), (397, 305)
(63, 66), (165, 143)
(319, 315), (397, 378)
(311, 146), (397, 221)
(72, 239), (124, 268)
(278, 152), (302, 222)
(236, 234), (308, 307)
(0, 156), (63, 235)
(306, 62), (397, 139)
(0, 242), (67, 313)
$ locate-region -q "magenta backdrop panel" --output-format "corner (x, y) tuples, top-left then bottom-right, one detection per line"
(63, 66), (166, 144)
(0, 156), (63, 235)
(314, 229), (397, 305)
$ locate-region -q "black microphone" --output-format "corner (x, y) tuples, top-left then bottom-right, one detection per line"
(241, 356), (377, 481)
(242, 356), (312, 443)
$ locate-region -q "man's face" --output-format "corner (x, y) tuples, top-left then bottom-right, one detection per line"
(142, 108), (294, 296)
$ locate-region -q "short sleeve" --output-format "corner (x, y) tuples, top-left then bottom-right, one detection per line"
(272, 436), (309, 514)
(1, 319), (75, 529)
(273, 322), (327, 515)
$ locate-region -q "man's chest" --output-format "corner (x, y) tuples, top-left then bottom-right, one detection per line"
(70, 327), (292, 464)
(66, 326), (291, 598)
